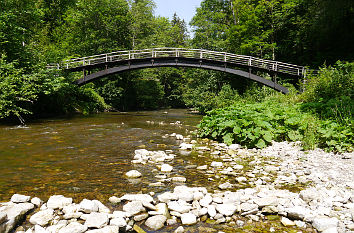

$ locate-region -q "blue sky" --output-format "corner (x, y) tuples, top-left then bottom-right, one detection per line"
(154, 0), (203, 32)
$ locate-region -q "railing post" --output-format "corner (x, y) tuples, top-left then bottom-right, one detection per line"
(224, 52), (227, 62)
(200, 50), (203, 59)
(152, 49), (154, 58)
(248, 57), (252, 66)
(66, 63), (69, 69)
(128, 51), (131, 59)
(106, 54), (108, 62)
(83, 58), (85, 66)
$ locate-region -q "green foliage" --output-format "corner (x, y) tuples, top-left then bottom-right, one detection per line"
(198, 101), (353, 152)
(301, 62), (354, 123)
(0, 57), (37, 121)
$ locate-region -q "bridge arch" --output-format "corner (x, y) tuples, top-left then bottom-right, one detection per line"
(51, 48), (308, 94)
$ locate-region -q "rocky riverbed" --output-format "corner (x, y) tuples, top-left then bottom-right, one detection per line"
(1, 135), (353, 233)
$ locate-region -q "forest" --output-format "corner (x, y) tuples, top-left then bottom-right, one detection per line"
(0, 0), (353, 151)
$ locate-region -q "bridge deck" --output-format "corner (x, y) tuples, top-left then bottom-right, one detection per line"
(48, 48), (307, 77)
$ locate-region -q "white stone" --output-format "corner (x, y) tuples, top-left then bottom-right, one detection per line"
(125, 170), (142, 178)
(216, 204), (238, 216)
(120, 194), (154, 203)
(34, 225), (48, 233)
(86, 226), (119, 233)
(156, 203), (169, 217)
(167, 201), (192, 214)
(295, 220), (306, 228)
(200, 195), (213, 207)
(174, 226), (185, 233)
(108, 196), (120, 204)
(172, 177), (186, 183)
(180, 213), (197, 225)
(31, 197), (42, 207)
(312, 217), (339, 232)
(211, 161), (223, 167)
(1, 203), (35, 233)
(254, 197), (278, 208)
(92, 200), (110, 213)
(158, 192), (177, 203)
(123, 201), (145, 217)
(145, 215), (167, 230)
(207, 205), (217, 218)
(46, 221), (67, 233)
(240, 203), (258, 213)
(197, 165), (208, 170)
(29, 209), (54, 226)
(47, 195), (72, 209)
(84, 213), (109, 228)
(286, 206), (311, 220)
(161, 164), (173, 172)
(79, 199), (99, 213)
(219, 182), (232, 190)
(179, 143), (193, 150)
(236, 177), (247, 183)
(110, 217), (126, 227)
(11, 194), (31, 203)
(58, 222), (87, 233)
(281, 217), (295, 226)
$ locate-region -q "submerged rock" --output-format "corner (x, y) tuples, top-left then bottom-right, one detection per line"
(125, 170), (142, 178)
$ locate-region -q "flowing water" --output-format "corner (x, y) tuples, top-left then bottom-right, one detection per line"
(0, 109), (208, 202)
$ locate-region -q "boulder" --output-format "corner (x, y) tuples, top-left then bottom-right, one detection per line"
(92, 200), (110, 214)
(31, 197), (43, 207)
(29, 209), (54, 226)
(120, 194), (154, 203)
(84, 212), (109, 229)
(1, 203), (34, 233)
(110, 217), (127, 228)
(123, 201), (145, 217)
(11, 194), (31, 203)
(125, 170), (142, 178)
(79, 199), (99, 213)
(47, 195), (72, 210)
(180, 213), (197, 225)
(145, 215), (167, 230)
(216, 204), (238, 216)
(312, 217), (338, 232)
(58, 222), (87, 233)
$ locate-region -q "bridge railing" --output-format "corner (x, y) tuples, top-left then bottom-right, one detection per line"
(49, 48), (307, 77)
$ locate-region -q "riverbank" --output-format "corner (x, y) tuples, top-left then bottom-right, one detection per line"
(1, 135), (353, 233)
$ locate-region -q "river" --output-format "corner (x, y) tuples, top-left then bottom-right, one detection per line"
(0, 109), (205, 202)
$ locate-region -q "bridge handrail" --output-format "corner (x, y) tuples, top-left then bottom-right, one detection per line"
(49, 48), (308, 76)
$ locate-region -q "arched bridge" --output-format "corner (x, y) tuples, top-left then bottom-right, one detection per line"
(48, 48), (309, 94)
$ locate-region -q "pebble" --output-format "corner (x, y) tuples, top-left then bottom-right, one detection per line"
(161, 164), (173, 172)
(125, 170), (142, 178)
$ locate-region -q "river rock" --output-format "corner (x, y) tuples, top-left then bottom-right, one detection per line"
(34, 225), (48, 233)
(145, 215), (167, 230)
(218, 182), (232, 190)
(125, 170), (142, 178)
(286, 206), (311, 220)
(110, 217), (127, 227)
(174, 226), (185, 233)
(47, 195), (72, 209)
(92, 200), (110, 214)
(236, 177), (247, 183)
(179, 143), (193, 150)
(167, 201), (192, 214)
(161, 164), (173, 172)
(84, 212), (109, 228)
(134, 213), (149, 222)
(11, 194), (31, 203)
(86, 226), (119, 233)
(181, 213), (197, 225)
(79, 199), (99, 213)
(312, 217), (339, 232)
(199, 194), (213, 207)
(254, 197), (278, 208)
(29, 209), (54, 226)
(108, 196), (120, 204)
(281, 217), (295, 226)
(197, 165), (208, 170)
(1, 202), (35, 233)
(156, 203), (169, 217)
(31, 197), (42, 207)
(123, 201), (145, 217)
(58, 222), (87, 233)
(158, 192), (177, 203)
(210, 161), (223, 167)
(207, 205), (217, 218)
(216, 204), (238, 216)
(174, 186), (194, 202)
(121, 194), (154, 203)
(172, 177), (186, 183)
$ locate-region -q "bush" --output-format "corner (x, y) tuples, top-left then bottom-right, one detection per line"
(198, 101), (353, 152)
